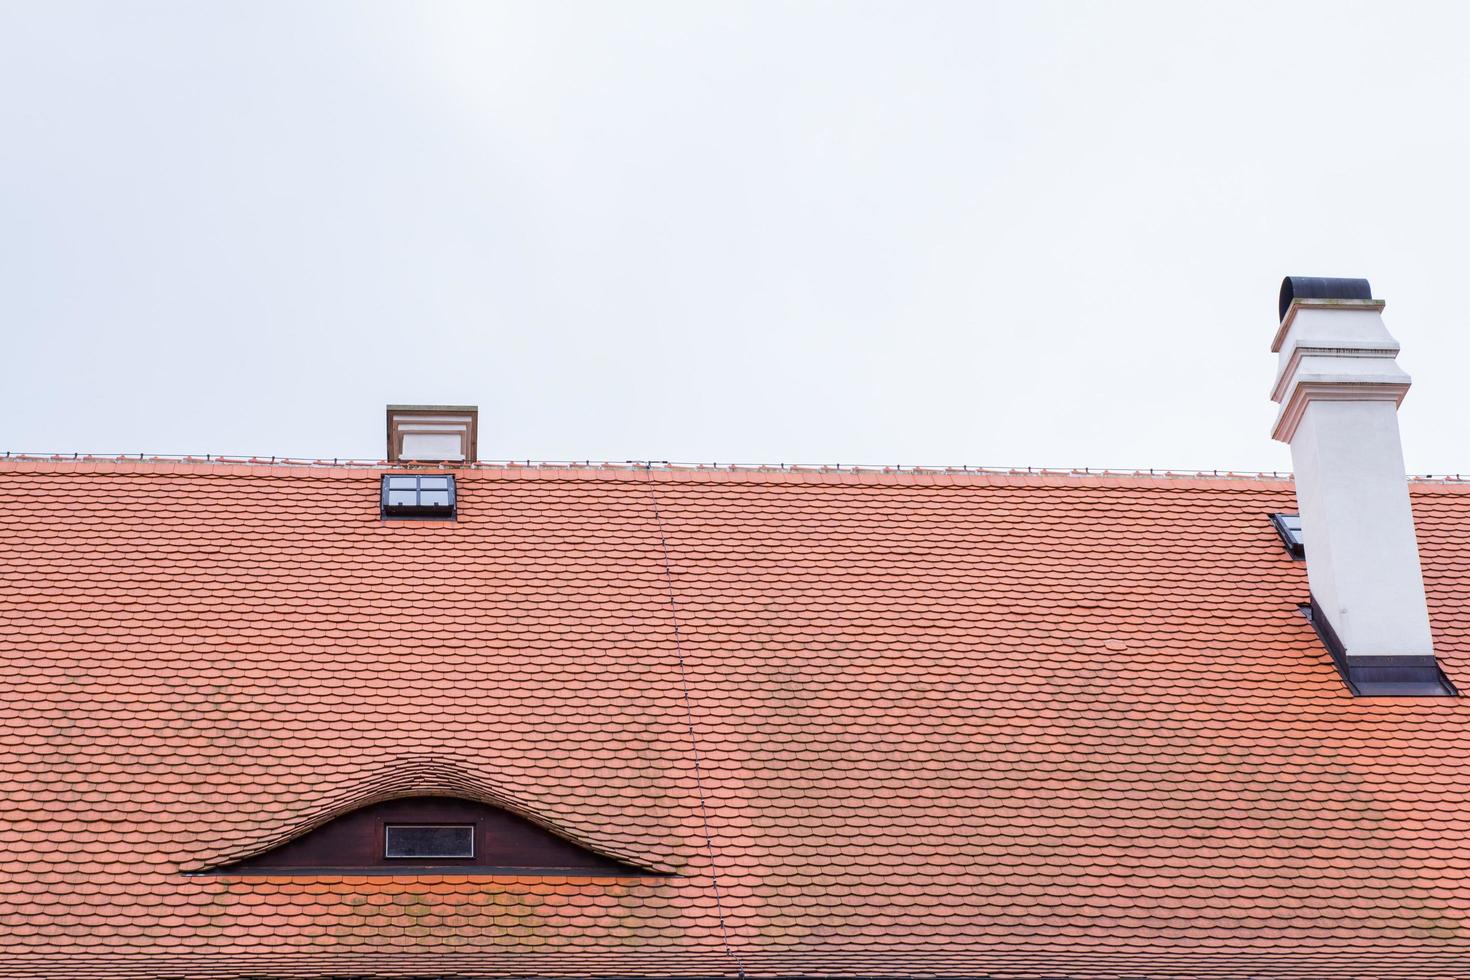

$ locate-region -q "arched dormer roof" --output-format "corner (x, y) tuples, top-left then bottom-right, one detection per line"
(211, 795), (656, 874)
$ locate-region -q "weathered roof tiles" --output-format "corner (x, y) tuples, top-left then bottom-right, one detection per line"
(5, 459), (1470, 978)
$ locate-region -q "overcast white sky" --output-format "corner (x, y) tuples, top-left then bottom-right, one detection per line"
(4, 1), (1470, 472)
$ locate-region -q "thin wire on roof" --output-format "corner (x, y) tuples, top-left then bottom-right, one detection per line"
(0, 451), (1312, 481)
(13, 450), (1470, 483)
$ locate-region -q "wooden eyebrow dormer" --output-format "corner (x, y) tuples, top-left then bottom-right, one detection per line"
(211, 796), (652, 875)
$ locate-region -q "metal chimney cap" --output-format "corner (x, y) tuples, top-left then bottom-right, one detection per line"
(1279, 276), (1373, 322)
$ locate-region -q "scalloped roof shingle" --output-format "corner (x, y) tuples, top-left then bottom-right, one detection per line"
(5, 458), (1470, 979)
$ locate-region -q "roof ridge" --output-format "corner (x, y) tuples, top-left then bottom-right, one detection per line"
(0, 451), (1304, 482)
(14, 450), (1470, 485)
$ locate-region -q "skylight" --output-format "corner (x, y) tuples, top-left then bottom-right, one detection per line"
(1270, 513), (1304, 559)
(381, 474), (456, 520)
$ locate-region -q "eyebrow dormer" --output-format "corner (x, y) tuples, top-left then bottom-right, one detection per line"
(210, 796), (653, 875)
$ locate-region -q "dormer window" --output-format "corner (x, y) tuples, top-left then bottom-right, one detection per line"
(207, 796), (654, 875)
(385, 824), (474, 859)
(381, 474), (456, 520)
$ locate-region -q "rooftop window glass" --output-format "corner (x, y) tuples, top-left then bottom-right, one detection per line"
(385, 825), (474, 860)
(1270, 513), (1304, 559)
(381, 474), (456, 520)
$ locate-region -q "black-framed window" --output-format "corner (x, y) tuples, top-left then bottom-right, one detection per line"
(384, 824), (475, 859)
(1270, 513), (1304, 559)
(381, 474), (456, 520)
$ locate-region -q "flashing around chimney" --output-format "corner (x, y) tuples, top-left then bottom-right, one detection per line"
(1307, 598), (1456, 697)
(1278, 276), (1375, 323)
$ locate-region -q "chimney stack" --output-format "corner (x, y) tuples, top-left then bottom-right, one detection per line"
(1271, 277), (1452, 695)
(386, 405), (479, 464)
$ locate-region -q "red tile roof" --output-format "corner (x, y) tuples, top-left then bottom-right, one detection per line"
(5, 458), (1470, 978)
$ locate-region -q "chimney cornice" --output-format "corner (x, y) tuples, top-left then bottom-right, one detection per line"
(1271, 379), (1410, 444)
(1271, 297), (1387, 353)
(1270, 296), (1411, 442)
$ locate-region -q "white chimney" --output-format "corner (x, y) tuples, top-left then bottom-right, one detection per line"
(386, 405), (479, 464)
(1270, 276), (1452, 695)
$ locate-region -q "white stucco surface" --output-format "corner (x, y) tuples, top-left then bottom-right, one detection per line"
(1273, 302), (1433, 660)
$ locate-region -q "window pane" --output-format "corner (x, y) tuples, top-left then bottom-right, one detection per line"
(385, 825), (474, 858)
(381, 474), (456, 520)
